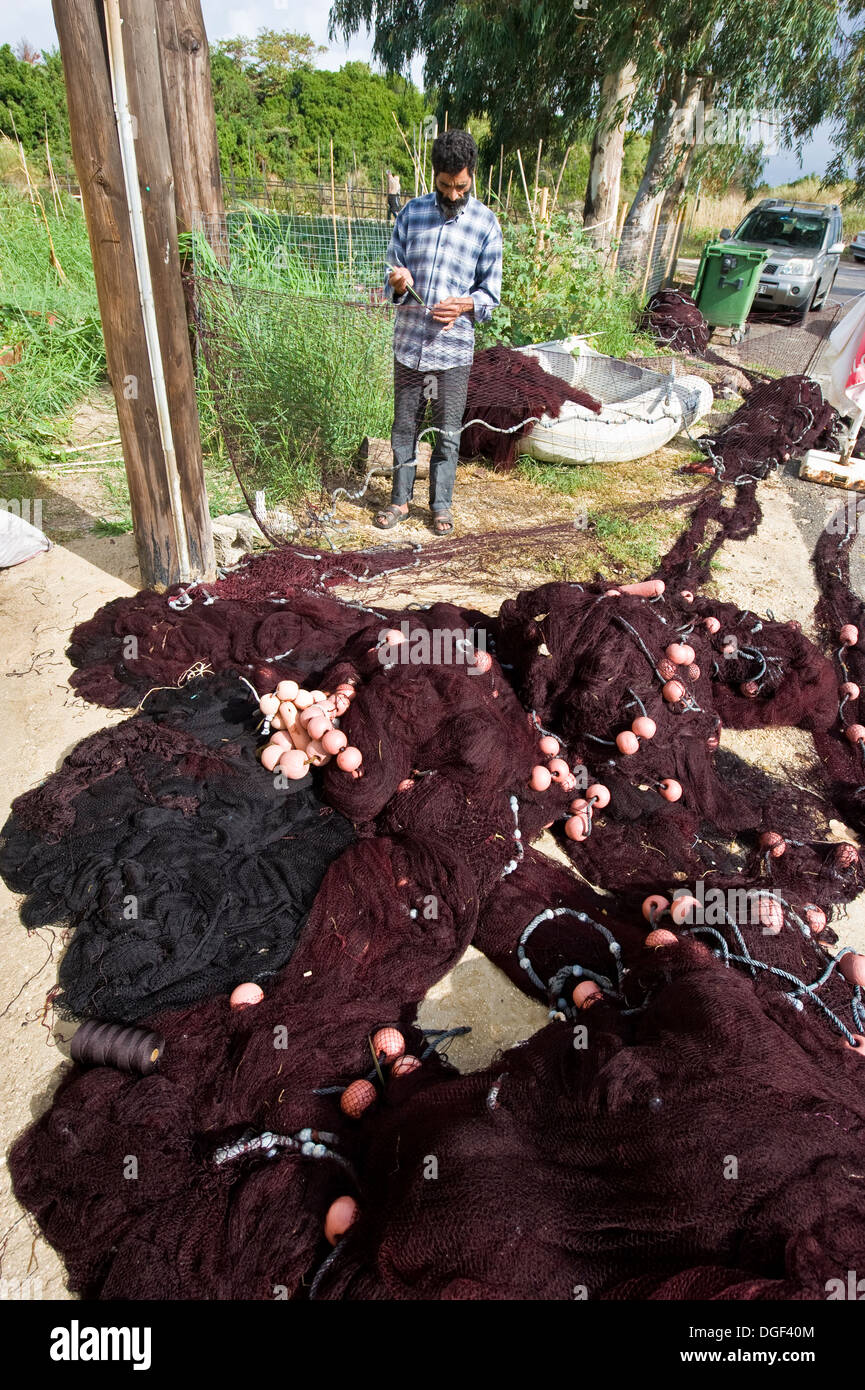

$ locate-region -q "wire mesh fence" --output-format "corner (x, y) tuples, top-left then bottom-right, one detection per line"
(189, 274), (396, 533)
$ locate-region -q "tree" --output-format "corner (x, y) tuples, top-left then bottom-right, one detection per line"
(213, 30), (324, 79)
(330, 0), (842, 265)
(0, 44), (71, 165)
(825, 4), (865, 198)
(209, 45), (426, 184)
(619, 0), (840, 269)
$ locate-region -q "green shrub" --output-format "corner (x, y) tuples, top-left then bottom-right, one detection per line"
(477, 212), (651, 357)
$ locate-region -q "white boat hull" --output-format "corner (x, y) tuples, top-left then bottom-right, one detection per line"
(515, 338), (713, 465)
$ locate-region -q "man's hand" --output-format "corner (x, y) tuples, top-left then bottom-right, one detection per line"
(430, 295), (474, 330)
(388, 266), (414, 295)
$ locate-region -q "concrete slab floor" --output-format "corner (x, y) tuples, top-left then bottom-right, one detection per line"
(1, 484), (864, 1298)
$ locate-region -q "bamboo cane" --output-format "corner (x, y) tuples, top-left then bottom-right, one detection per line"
(516, 149), (537, 232)
(506, 168), (513, 213)
(487, 163), (493, 203)
(533, 139), (542, 213)
(44, 117), (65, 219)
(392, 112), (422, 194)
(640, 200), (663, 301)
(608, 200), (629, 276)
(498, 143), (504, 200)
(664, 205), (686, 286)
(329, 139), (340, 276)
(551, 144), (572, 214)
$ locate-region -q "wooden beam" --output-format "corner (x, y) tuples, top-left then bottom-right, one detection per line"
(52, 0), (214, 588)
(53, 0), (178, 589)
(154, 0), (225, 257)
(121, 0), (215, 581)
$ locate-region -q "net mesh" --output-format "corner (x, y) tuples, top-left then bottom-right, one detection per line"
(5, 505), (865, 1299)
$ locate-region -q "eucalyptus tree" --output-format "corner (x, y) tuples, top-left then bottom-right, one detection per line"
(330, 0), (840, 265)
(619, 0), (839, 267)
(825, 3), (865, 198)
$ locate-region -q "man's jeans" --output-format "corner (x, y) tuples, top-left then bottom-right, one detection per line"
(390, 359), (471, 513)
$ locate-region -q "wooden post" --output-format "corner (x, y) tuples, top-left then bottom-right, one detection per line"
(329, 139), (340, 275)
(497, 143), (503, 201)
(52, 0), (214, 589)
(154, 0), (225, 261)
(486, 163), (493, 203)
(505, 168), (513, 213)
(664, 205), (686, 286)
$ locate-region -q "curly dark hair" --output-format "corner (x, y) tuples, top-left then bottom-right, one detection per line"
(431, 129), (478, 178)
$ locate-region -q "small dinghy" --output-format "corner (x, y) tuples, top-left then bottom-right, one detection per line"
(515, 337), (713, 465)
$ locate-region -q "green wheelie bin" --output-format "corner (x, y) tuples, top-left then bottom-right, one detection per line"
(692, 240), (768, 342)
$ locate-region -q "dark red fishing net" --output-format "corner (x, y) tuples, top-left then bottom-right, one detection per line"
(459, 344), (602, 469)
(5, 383), (865, 1299)
(644, 288), (711, 356)
(695, 376), (839, 482)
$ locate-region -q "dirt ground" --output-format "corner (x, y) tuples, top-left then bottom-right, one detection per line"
(1, 437), (864, 1299)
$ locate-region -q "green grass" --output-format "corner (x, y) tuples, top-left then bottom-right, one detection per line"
(516, 458), (607, 495)
(0, 187), (104, 467)
(194, 278), (394, 506)
(591, 508), (664, 569)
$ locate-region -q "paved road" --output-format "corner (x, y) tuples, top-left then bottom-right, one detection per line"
(676, 256), (865, 601)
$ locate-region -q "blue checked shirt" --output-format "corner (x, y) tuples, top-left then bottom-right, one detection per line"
(384, 192), (503, 371)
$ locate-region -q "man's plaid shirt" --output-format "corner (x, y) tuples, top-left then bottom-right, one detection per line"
(384, 192), (503, 371)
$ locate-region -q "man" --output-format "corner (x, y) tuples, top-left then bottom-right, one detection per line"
(386, 168), (402, 220)
(376, 129), (503, 535)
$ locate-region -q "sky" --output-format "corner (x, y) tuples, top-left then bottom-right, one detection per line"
(1, 0), (838, 186)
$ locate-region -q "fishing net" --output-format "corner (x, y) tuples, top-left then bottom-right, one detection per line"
(643, 288), (711, 356)
(695, 376), (840, 482)
(0, 675), (354, 1022)
(6, 457), (865, 1298)
(7, 322), (865, 1300)
(460, 344), (602, 469)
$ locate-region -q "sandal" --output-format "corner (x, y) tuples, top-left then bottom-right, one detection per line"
(374, 503), (408, 530)
(431, 509), (454, 535)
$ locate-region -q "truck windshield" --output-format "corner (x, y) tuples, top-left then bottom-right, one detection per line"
(735, 210), (828, 252)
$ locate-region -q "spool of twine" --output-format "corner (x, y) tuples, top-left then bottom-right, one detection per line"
(70, 1020), (165, 1075)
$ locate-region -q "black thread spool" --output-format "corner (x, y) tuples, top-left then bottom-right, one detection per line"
(70, 1020), (164, 1075)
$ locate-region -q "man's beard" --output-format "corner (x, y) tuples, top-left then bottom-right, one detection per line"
(436, 189), (469, 220)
